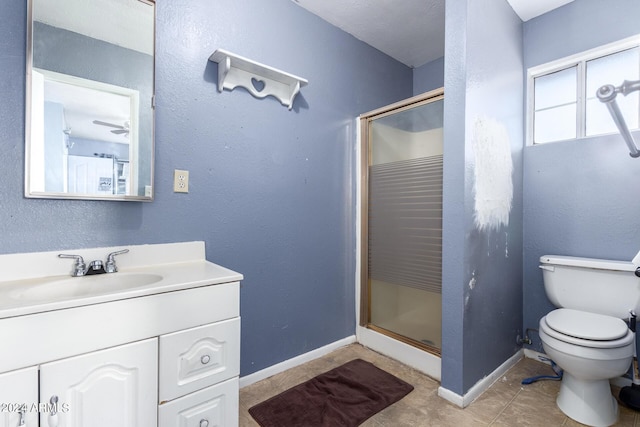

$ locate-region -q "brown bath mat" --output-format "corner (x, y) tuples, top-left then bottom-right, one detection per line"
(248, 358), (414, 427)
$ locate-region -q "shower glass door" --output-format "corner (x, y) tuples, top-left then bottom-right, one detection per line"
(360, 91), (443, 355)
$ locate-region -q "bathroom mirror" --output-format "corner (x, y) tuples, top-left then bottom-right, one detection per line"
(25, 0), (155, 201)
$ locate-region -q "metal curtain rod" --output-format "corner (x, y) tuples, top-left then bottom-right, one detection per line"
(597, 79), (640, 158)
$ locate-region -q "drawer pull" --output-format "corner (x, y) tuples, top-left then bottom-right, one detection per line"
(200, 355), (211, 365)
(47, 395), (59, 427)
(18, 406), (26, 426)
(200, 419), (209, 427)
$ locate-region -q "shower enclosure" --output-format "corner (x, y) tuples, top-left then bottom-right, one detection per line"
(358, 89), (444, 373)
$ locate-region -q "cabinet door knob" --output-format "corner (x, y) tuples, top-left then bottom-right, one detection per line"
(47, 395), (59, 427)
(49, 395), (58, 415)
(18, 406), (26, 426)
(199, 419), (209, 427)
(200, 354), (211, 365)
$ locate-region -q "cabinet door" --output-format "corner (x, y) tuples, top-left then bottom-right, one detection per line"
(39, 339), (158, 427)
(0, 367), (38, 427)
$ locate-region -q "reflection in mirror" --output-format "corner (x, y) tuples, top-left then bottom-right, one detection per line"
(26, 0), (155, 201)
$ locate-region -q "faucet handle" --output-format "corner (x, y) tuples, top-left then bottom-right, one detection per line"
(58, 254), (87, 277)
(105, 249), (129, 273)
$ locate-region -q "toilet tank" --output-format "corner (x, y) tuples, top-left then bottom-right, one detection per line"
(540, 255), (640, 319)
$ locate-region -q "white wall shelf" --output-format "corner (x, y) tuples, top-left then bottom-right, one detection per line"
(208, 49), (308, 110)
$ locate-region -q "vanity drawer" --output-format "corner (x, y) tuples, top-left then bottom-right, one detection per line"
(158, 377), (238, 427)
(159, 318), (240, 402)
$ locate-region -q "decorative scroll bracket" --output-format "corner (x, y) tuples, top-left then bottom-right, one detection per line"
(208, 49), (308, 110)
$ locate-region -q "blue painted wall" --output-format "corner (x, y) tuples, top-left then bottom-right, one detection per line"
(523, 0), (640, 352)
(413, 56), (445, 96)
(442, 0), (523, 394)
(0, 0), (411, 376)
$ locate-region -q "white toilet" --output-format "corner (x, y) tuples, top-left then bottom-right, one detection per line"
(539, 255), (639, 427)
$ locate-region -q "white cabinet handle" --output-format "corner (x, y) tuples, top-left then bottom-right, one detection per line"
(18, 407), (26, 426)
(200, 355), (211, 365)
(47, 396), (59, 427)
(200, 419), (209, 427)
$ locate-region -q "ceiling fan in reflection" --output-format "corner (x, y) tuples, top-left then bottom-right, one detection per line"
(92, 120), (129, 137)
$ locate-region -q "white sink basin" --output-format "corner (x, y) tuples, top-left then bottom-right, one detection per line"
(9, 273), (163, 302)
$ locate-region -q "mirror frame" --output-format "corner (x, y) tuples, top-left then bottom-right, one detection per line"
(24, 0), (156, 202)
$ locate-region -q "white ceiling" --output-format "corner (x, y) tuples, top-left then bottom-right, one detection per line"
(43, 78), (131, 144)
(292, 0), (445, 68)
(291, 0), (574, 68)
(506, 0), (574, 22)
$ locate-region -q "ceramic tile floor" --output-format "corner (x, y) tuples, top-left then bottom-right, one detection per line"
(239, 343), (640, 426)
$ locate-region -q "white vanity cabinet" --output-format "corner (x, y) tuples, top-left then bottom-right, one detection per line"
(0, 367), (38, 427)
(0, 242), (243, 427)
(0, 282), (240, 427)
(39, 339), (158, 427)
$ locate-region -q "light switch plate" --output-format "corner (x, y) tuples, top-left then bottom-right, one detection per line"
(173, 170), (189, 193)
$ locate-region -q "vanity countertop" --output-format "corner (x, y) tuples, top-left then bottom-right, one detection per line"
(0, 241), (243, 320)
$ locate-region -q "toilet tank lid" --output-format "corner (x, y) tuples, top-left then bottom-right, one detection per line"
(540, 255), (635, 272)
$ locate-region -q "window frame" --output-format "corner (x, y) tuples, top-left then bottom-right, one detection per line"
(527, 35), (640, 146)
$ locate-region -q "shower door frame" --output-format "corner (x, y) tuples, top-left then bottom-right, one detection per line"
(359, 88), (444, 358)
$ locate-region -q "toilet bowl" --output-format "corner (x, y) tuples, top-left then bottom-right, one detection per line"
(539, 255), (639, 427)
(539, 309), (634, 427)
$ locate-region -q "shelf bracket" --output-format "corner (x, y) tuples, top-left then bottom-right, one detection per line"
(208, 49), (308, 110)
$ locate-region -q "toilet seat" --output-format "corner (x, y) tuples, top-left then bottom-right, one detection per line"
(541, 309), (633, 349)
(547, 308), (629, 340)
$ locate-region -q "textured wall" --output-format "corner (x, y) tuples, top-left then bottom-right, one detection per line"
(442, 0), (524, 395)
(523, 0), (639, 69)
(0, 0), (411, 376)
(413, 56), (445, 96)
(522, 0), (640, 352)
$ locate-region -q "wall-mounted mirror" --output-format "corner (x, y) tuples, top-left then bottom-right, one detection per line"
(25, 0), (155, 201)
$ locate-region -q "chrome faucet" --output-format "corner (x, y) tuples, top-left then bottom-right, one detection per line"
(58, 249), (129, 277)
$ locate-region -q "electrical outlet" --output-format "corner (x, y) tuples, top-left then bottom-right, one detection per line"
(173, 169), (189, 193)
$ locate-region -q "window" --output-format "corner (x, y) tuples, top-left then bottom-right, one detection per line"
(528, 36), (640, 145)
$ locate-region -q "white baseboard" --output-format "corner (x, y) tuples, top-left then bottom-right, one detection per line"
(239, 335), (357, 388)
(438, 349), (524, 408)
